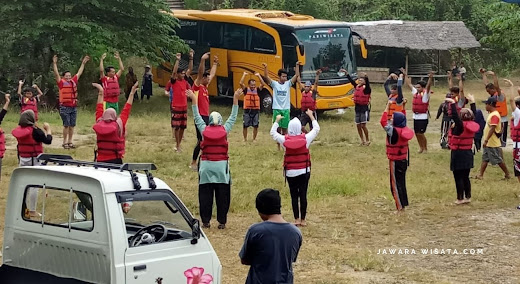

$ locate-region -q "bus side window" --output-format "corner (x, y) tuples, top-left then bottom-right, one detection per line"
(249, 28), (276, 54)
(203, 22), (223, 48)
(223, 23), (247, 51)
(178, 20), (198, 45)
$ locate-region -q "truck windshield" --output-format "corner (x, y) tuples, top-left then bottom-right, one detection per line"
(295, 27), (356, 82)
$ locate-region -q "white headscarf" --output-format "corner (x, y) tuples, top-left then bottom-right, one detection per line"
(209, 111), (223, 125)
(288, 117), (302, 136)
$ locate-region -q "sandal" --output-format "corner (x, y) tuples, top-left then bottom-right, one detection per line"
(62, 143), (70, 149)
(67, 143), (76, 149)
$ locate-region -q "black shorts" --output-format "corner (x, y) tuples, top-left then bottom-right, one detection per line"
(243, 109), (259, 128)
(413, 119), (428, 134)
(300, 111), (316, 128)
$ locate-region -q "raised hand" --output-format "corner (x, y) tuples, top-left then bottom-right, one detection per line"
(466, 93), (475, 104)
(101, 53), (107, 60)
(5, 93), (10, 102)
(234, 88), (243, 98)
(189, 49), (194, 58)
(428, 71), (434, 78)
(262, 63), (267, 68)
(316, 69), (322, 76)
(32, 84), (38, 89)
(445, 98), (455, 104)
(339, 68), (348, 75)
(131, 81), (139, 91)
(53, 55), (58, 63)
(18, 80), (24, 86)
(43, 122), (50, 131)
(213, 55), (219, 64)
(201, 52), (210, 60)
(82, 56), (90, 64)
(114, 51), (120, 59)
(479, 68), (486, 74)
(254, 72), (261, 77)
(486, 70), (495, 76)
(503, 79), (514, 87)
(175, 53), (181, 61)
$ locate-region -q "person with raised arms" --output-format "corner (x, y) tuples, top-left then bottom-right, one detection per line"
(170, 52), (193, 152)
(503, 79), (520, 184)
(240, 71), (265, 142)
(52, 54), (90, 149)
(99, 52), (124, 113)
(480, 69), (509, 147)
(298, 69), (321, 134)
(383, 72), (406, 120)
(342, 69), (371, 145)
(17, 80), (44, 121)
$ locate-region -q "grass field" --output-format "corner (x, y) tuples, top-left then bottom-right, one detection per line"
(0, 79), (519, 283)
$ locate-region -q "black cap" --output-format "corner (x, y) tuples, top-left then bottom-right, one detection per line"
(256, 189), (281, 215)
(482, 96), (497, 106)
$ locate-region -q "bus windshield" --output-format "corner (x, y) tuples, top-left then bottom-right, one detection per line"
(295, 27), (356, 82)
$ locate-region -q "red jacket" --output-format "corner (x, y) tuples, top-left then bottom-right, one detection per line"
(0, 128), (6, 158)
(102, 75), (121, 103)
(380, 112), (414, 161)
(94, 103), (131, 161)
(283, 134), (311, 171)
(300, 91), (316, 111)
(511, 117), (520, 143)
(412, 92), (429, 114)
(450, 121), (479, 150)
(21, 97), (38, 120)
(201, 125), (229, 161)
(12, 126), (43, 158)
(353, 85), (370, 106)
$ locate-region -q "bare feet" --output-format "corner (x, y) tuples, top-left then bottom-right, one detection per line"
(300, 219), (307, 227)
(503, 175), (511, 180)
(418, 149), (424, 154)
(463, 198), (471, 204)
(365, 141), (371, 146)
(455, 200), (465, 205)
(294, 218), (301, 226)
(474, 175), (483, 180)
(189, 163), (198, 171)
(360, 142), (366, 146)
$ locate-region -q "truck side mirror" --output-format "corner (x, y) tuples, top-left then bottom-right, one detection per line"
(298, 44), (305, 56)
(191, 219), (201, 245)
(360, 39), (368, 59)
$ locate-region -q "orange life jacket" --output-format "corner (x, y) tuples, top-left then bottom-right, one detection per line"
(201, 125), (228, 161)
(386, 127), (414, 161)
(300, 91), (316, 111)
(387, 95), (404, 120)
(449, 121), (479, 150)
(353, 85), (370, 106)
(93, 120), (125, 161)
(12, 126), (43, 158)
(103, 76), (121, 103)
(412, 92), (429, 114)
(493, 93), (508, 117)
(283, 134), (311, 171)
(59, 79), (78, 107)
(244, 88), (260, 110)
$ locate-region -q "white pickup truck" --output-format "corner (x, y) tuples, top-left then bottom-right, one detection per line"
(0, 154), (221, 284)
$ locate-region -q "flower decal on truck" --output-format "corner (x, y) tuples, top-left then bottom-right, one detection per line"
(184, 267), (213, 284)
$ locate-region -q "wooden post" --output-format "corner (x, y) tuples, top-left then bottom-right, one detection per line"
(405, 49), (409, 72)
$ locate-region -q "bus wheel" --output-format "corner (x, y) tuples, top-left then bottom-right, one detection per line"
(260, 90), (273, 114)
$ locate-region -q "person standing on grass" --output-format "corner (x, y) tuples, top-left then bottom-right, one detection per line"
(380, 76), (414, 212)
(125, 67), (138, 100)
(480, 69), (509, 147)
(503, 79), (520, 183)
(436, 94), (452, 149)
(0, 93), (11, 179)
(402, 69), (433, 154)
(190, 52), (218, 171)
(262, 62), (300, 149)
(383, 73), (406, 120)
(240, 72), (265, 142)
(239, 188), (302, 284)
(187, 88), (241, 230)
(270, 110), (320, 227)
(17, 80), (44, 121)
(141, 65), (153, 101)
(297, 69), (320, 134)
(170, 52), (194, 152)
(12, 109), (53, 218)
(52, 54), (90, 149)
(91, 81), (138, 164)
(475, 96), (511, 180)
(99, 52), (124, 113)
(447, 93), (478, 205)
(342, 69), (371, 145)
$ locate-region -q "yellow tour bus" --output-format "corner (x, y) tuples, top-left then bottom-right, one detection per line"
(153, 9), (368, 113)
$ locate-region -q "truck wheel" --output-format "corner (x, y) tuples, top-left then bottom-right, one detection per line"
(260, 90), (273, 114)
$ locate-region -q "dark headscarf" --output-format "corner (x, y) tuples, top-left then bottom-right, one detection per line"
(392, 112), (406, 128)
(256, 189), (282, 215)
(19, 110), (35, 127)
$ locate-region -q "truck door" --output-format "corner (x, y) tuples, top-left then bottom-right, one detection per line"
(119, 192), (219, 284)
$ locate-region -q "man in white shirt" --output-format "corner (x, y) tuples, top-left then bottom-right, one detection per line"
(404, 69), (433, 153)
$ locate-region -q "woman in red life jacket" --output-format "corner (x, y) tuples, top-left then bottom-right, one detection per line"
(0, 93), (11, 179)
(480, 69), (509, 147)
(446, 93), (478, 204)
(343, 69), (371, 145)
(99, 52), (125, 114)
(297, 69), (320, 134)
(17, 80), (44, 121)
(240, 72), (265, 142)
(503, 79), (520, 184)
(190, 52), (218, 171)
(53, 54), (90, 150)
(92, 81), (138, 164)
(402, 68), (433, 154)
(380, 99), (414, 213)
(12, 109), (53, 218)
(270, 109), (320, 226)
(187, 88), (241, 230)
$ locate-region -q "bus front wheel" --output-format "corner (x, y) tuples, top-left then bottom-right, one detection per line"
(260, 90), (273, 114)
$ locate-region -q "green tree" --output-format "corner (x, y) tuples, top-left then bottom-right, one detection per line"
(0, 0), (186, 101)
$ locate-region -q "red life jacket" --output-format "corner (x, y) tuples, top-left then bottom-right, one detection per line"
(21, 97), (38, 120)
(353, 85), (370, 106)
(93, 120), (125, 161)
(387, 95), (404, 120)
(244, 88), (260, 110)
(200, 125), (228, 161)
(447, 97), (465, 116)
(0, 128), (5, 159)
(386, 127), (414, 161)
(449, 121), (479, 150)
(12, 126), (43, 158)
(283, 134), (311, 171)
(300, 91), (316, 111)
(59, 79), (78, 107)
(103, 76), (121, 103)
(510, 117), (520, 143)
(412, 92), (429, 114)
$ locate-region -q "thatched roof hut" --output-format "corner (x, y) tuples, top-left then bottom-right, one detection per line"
(350, 20), (481, 50)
